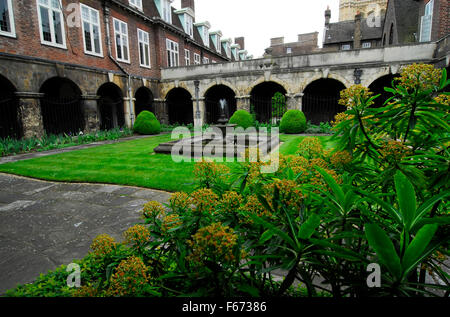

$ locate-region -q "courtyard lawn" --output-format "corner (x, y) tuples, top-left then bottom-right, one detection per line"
(0, 133), (334, 193)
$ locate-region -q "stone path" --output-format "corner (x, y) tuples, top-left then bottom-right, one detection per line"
(0, 173), (170, 295)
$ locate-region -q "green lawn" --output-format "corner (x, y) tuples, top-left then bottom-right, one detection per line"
(0, 134), (334, 192)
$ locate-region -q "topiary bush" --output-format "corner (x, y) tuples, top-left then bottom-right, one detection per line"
(133, 111), (161, 135)
(229, 110), (254, 129)
(279, 109), (307, 134)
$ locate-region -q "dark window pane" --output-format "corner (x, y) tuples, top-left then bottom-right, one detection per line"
(40, 7), (51, 42)
(53, 10), (63, 44)
(93, 25), (100, 54)
(84, 22), (92, 52)
(116, 34), (122, 59)
(0, 0), (10, 32)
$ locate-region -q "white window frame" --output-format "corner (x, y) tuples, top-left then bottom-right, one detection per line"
(166, 38), (179, 67)
(129, 0), (143, 11)
(0, 0), (15, 38)
(162, 0), (172, 23)
(113, 18), (130, 63)
(362, 42), (371, 49)
(80, 4), (103, 57)
(216, 37), (221, 53)
(203, 27), (209, 47)
(185, 14), (193, 38)
(36, 0), (66, 49)
(184, 49), (190, 66)
(138, 28), (151, 68)
(203, 57), (209, 64)
(286, 47), (292, 54)
(341, 44), (351, 50)
(194, 53), (201, 65)
(420, 0), (434, 42)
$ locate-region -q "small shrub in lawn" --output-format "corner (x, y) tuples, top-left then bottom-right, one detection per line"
(229, 110), (254, 129)
(133, 111), (161, 135)
(279, 109), (307, 134)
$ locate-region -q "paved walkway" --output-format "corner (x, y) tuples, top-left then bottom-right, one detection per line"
(0, 173), (170, 295)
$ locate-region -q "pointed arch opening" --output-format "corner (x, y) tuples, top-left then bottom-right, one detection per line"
(135, 87), (154, 117)
(97, 83), (125, 130)
(204, 85), (236, 124)
(250, 81), (287, 124)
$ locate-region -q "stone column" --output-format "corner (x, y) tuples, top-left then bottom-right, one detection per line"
(123, 97), (136, 128)
(15, 92), (45, 139)
(236, 95), (251, 112)
(286, 93), (304, 111)
(81, 95), (100, 133)
(153, 98), (168, 125)
(193, 97), (205, 127)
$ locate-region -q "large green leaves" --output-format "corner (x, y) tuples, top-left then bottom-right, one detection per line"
(394, 171), (416, 230)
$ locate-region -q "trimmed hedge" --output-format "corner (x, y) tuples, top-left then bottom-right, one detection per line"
(280, 110), (307, 134)
(229, 110), (254, 129)
(133, 111), (161, 135)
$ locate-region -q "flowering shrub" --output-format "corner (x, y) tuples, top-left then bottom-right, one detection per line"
(141, 201), (166, 220)
(189, 188), (219, 215)
(107, 256), (150, 297)
(90, 234), (117, 258)
(123, 225), (151, 249)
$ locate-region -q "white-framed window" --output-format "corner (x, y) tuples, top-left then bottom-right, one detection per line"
(138, 29), (150, 68)
(162, 0), (172, 23)
(216, 37), (221, 53)
(194, 53), (201, 65)
(203, 57), (209, 64)
(212, 60), (217, 64)
(286, 47), (292, 54)
(129, 0), (142, 11)
(113, 18), (130, 63)
(166, 38), (179, 67)
(203, 27), (209, 47)
(185, 14), (193, 38)
(362, 42), (371, 49)
(37, 0), (66, 48)
(420, 0), (434, 42)
(0, 0), (15, 38)
(80, 4), (102, 57)
(341, 44), (351, 50)
(184, 49), (190, 66)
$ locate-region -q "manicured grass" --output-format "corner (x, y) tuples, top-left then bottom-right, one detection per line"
(0, 134), (334, 192)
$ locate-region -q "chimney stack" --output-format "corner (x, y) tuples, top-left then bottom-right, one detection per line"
(270, 37), (284, 46)
(325, 6), (331, 27)
(181, 0), (195, 12)
(354, 11), (362, 49)
(234, 37), (245, 50)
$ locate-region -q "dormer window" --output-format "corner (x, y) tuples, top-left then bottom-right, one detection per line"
(194, 21), (211, 47)
(210, 31), (222, 53)
(129, 0), (142, 11)
(185, 14), (193, 38)
(221, 39), (231, 58)
(231, 44), (240, 61)
(162, 0), (172, 23)
(203, 28), (209, 47)
(174, 8), (194, 38)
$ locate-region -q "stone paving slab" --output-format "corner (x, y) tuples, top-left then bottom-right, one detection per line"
(0, 173), (170, 295)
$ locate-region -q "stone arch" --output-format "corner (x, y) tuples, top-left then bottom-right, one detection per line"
(0, 74), (22, 139)
(161, 83), (194, 101)
(368, 73), (399, 108)
(301, 72), (351, 91)
(250, 81), (287, 123)
(134, 86), (154, 117)
(39, 77), (85, 135)
(246, 76), (289, 96)
(166, 87), (193, 125)
(97, 82), (125, 130)
(200, 80), (238, 98)
(204, 85), (237, 124)
(302, 78), (347, 124)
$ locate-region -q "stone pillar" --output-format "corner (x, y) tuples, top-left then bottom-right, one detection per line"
(236, 95), (251, 112)
(81, 95), (100, 133)
(286, 93), (304, 111)
(193, 97), (205, 127)
(123, 97), (136, 128)
(153, 98), (168, 125)
(15, 92), (45, 139)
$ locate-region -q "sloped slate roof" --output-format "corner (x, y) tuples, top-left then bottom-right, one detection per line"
(324, 18), (385, 44)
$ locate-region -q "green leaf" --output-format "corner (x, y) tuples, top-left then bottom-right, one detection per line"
(394, 171), (416, 230)
(250, 214), (297, 250)
(236, 284), (260, 297)
(402, 224), (438, 274)
(315, 167), (344, 203)
(259, 230), (275, 244)
(365, 223), (402, 279)
(298, 213), (321, 240)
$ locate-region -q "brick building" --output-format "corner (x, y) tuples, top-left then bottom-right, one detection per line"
(264, 32), (319, 57)
(0, 0), (244, 139)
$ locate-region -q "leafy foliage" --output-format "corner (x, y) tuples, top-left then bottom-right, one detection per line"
(133, 111), (161, 135)
(229, 110), (255, 129)
(279, 110), (307, 134)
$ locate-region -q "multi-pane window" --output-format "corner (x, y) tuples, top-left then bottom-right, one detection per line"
(203, 57), (209, 64)
(81, 4), (102, 56)
(113, 18), (130, 62)
(138, 29), (150, 68)
(286, 47), (292, 54)
(341, 44), (351, 50)
(166, 39), (179, 67)
(184, 49), (190, 66)
(162, 0), (172, 23)
(203, 27), (209, 47)
(194, 53), (201, 65)
(362, 42), (371, 49)
(129, 0), (142, 11)
(0, 0), (15, 37)
(420, 0), (434, 42)
(185, 14), (193, 38)
(37, 0), (66, 48)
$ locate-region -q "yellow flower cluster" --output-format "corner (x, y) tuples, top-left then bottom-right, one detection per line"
(396, 63), (441, 92)
(331, 112), (354, 129)
(188, 222), (239, 265)
(161, 213), (183, 233)
(218, 191), (244, 214)
(330, 151), (353, 169)
(169, 192), (190, 211)
(339, 85), (373, 109)
(297, 137), (324, 159)
(264, 179), (304, 210)
(123, 224), (151, 247)
(238, 195), (273, 224)
(72, 284), (99, 297)
(193, 159), (230, 183)
(189, 188), (219, 214)
(141, 201), (166, 220)
(379, 140), (412, 163)
(434, 94), (450, 107)
(107, 256), (149, 297)
(90, 234), (117, 258)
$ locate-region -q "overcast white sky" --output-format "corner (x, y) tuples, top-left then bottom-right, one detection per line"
(172, 0), (340, 58)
